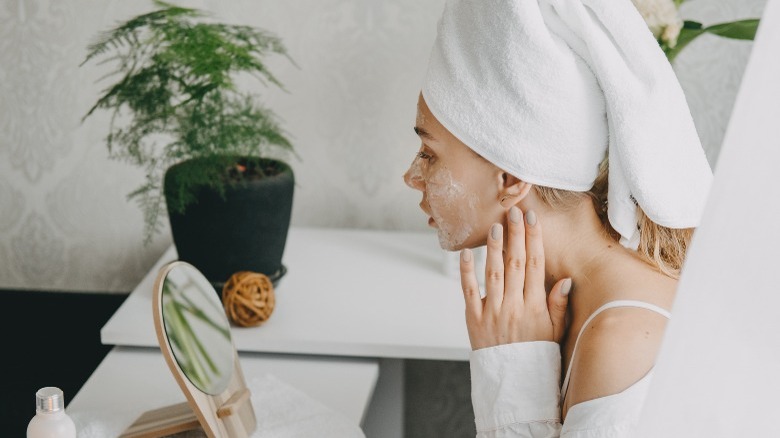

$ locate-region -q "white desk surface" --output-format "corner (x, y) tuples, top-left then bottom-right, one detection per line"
(102, 227), (472, 361)
(68, 346), (379, 427)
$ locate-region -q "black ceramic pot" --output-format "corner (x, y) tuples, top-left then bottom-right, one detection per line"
(164, 158), (294, 289)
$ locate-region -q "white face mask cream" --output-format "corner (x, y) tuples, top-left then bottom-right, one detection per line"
(425, 165), (478, 250)
(407, 94), (493, 252)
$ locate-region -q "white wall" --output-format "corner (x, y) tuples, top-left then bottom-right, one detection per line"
(638, 0), (780, 433)
(0, 0), (766, 293)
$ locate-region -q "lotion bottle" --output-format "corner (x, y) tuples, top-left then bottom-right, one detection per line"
(26, 387), (77, 438)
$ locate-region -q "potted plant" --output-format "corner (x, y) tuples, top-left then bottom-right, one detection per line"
(81, 1), (297, 288)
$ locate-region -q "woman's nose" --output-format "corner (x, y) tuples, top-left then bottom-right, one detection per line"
(403, 162), (425, 191)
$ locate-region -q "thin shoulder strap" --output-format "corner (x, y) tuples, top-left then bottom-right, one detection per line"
(560, 300), (671, 402)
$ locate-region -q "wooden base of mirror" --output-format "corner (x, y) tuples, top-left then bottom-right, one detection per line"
(120, 386), (253, 437)
(120, 402), (200, 437)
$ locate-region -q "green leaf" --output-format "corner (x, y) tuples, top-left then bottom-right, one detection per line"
(704, 18), (760, 40)
(683, 20), (704, 30)
(665, 19), (760, 63)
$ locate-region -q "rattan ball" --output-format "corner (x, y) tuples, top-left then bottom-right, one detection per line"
(221, 271), (275, 327)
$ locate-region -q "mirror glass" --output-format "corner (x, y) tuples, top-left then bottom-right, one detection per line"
(161, 263), (234, 395)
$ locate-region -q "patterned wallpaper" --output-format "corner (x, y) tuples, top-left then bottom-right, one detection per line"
(0, 0), (768, 293)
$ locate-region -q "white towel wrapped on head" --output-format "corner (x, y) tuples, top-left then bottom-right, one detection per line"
(422, 0), (713, 248)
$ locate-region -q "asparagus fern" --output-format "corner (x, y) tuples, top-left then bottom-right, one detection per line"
(81, 1), (295, 243)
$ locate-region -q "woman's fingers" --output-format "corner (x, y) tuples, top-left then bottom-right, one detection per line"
(485, 223), (505, 314)
(461, 208), (569, 347)
(502, 206), (526, 307)
(547, 278), (572, 342)
(522, 210), (547, 306)
(460, 248), (483, 321)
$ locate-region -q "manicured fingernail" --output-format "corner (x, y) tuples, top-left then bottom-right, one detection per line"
(509, 206), (521, 224)
(461, 248), (472, 263)
(491, 223), (502, 240)
(561, 278), (572, 296)
(526, 210), (537, 226)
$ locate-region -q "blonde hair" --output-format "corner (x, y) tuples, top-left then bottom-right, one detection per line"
(534, 156), (693, 279)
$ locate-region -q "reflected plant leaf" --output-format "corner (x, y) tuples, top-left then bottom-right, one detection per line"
(162, 278), (227, 390)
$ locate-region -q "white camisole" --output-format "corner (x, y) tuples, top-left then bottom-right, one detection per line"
(560, 300), (671, 436)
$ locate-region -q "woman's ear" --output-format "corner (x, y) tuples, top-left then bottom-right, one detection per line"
(499, 173), (533, 207)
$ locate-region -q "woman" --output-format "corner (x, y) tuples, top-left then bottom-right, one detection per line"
(404, 0), (712, 436)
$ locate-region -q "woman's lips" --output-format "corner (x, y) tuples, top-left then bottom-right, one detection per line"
(420, 204), (437, 228)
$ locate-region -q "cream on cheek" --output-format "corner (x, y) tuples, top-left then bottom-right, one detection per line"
(426, 165), (479, 250)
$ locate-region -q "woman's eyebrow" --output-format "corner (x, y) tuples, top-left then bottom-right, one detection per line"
(414, 126), (437, 141)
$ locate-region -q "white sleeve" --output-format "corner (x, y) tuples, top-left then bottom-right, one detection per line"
(470, 341), (645, 438)
(470, 341), (562, 438)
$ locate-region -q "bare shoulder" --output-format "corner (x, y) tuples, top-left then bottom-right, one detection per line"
(563, 305), (669, 416)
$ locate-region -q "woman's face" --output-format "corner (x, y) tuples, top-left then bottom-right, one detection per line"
(404, 95), (504, 251)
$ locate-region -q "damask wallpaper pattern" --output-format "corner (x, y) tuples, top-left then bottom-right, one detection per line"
(0, 0), (766, 292)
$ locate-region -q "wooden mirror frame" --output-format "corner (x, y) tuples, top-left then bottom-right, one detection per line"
(120, 261), (257, 437)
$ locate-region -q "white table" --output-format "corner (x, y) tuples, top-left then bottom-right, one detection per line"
(102, 227), (471, 360)
(68, 347), (379, 435)
(94, 226), (474, 437)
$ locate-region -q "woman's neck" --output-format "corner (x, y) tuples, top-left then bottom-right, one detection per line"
(529, 198), (677, 317)
(526, 199), (639, 301)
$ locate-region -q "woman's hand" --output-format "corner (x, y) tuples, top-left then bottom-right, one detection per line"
(460, 207), (572, 350)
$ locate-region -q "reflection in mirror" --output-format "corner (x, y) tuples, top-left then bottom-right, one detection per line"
(121, 261), (256, 437)
(162, 263), (235, 395)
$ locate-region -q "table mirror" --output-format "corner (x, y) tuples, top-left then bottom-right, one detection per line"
(120, 261), (256, 437)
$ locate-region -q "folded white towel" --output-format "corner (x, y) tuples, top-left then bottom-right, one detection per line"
(422, 0), (713, 248)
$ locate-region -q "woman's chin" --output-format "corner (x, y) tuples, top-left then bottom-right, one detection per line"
(436, 234), (471, 252)
(437, 236), (487, 252)
(437, 234), (459, 251)
(434, 222), (482, 251)
(440, 244), (464, 252)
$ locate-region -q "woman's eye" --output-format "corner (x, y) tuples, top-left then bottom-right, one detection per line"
(417, 151), (433, 160)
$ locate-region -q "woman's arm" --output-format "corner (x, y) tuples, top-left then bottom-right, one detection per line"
(461, 207), (668, 437)
(470, 341), (563, 437)
(459, 207), (570, 436)
(470, 311), (668, 438)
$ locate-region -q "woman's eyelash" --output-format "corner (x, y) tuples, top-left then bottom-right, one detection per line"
(417, 151), (433, 160)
